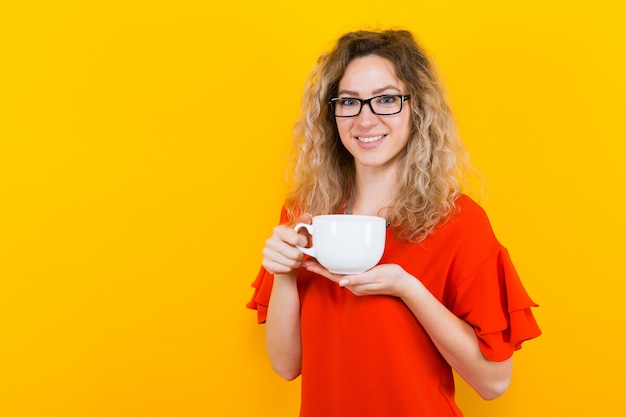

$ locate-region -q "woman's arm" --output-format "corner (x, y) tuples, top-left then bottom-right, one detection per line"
(398, 271), (512, 400)
(265, 272), (302, 380)
(303, 261), (512, 399)
(261, 215), (312, 380)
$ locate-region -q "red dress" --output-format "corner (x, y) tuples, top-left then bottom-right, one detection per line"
(247, 195), (541, 416)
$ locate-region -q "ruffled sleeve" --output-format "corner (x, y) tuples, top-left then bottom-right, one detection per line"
(449, 247), (541, 362)
(246, 267), (274, 324)
(246, 208), (291, 324)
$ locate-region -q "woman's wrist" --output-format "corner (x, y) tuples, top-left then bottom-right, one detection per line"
(273, 271), (299, 291)
(397, 269), (427, 304)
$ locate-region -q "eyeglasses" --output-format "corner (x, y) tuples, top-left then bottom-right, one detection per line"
(329, 94), (410, 117)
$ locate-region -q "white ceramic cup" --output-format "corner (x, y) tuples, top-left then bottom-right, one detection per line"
(294, 214), (386, 274)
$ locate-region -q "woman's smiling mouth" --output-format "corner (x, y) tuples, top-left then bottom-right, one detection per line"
(357, 134), (386, 143)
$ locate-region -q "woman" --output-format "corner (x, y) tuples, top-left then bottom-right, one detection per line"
(247, 29), (540, 416)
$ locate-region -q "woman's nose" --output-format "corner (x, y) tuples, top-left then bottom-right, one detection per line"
(355, 103), (379, 127)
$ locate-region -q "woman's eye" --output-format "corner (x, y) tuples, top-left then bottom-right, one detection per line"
(378, 95), (397, 105)
(340, 98), (358, 106)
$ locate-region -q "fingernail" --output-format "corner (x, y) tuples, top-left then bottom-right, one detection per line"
(339, 279), (349, 287)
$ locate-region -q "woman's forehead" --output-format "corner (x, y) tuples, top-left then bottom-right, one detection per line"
(338, 55), (404, 95)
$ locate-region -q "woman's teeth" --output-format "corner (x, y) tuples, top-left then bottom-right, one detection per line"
(357, 135), (384, 143)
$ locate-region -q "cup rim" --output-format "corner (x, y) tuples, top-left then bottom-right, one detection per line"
(313, 214), (386, 223)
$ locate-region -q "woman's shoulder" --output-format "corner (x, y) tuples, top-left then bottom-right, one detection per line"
(432, 194), (497, 244)
(451, 194), (491, 227)
(455, 194), (486, 216)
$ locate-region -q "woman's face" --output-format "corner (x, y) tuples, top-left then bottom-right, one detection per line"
(335, 54), (412, 173)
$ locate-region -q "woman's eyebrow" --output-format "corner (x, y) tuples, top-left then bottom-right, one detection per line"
(337, 85), (401, 96)
(337, 89), (359, 96)
(372, 85), (401, 95)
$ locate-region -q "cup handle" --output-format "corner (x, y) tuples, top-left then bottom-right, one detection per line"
(294, 223), (315, 257)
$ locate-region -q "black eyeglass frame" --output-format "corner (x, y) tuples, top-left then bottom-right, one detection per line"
(328, 94), (411, 117)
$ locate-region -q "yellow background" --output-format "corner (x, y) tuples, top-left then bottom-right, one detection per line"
(1, 1), (624, 416)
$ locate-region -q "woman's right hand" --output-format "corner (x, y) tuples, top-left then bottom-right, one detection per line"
(262, 213), (312, 275)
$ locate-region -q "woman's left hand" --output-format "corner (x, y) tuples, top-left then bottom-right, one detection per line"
(302, 260), (413, 298)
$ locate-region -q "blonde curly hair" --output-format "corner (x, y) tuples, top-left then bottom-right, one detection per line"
(284, 29), (479, 242)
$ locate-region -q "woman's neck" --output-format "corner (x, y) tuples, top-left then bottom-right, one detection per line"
(349, 166), (398, 217)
